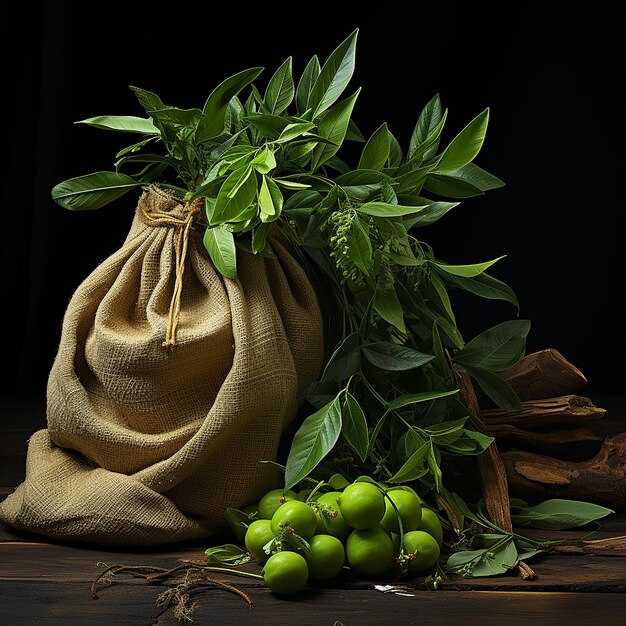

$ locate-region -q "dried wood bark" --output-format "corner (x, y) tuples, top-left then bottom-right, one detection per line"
(459, 374), (512, 531)
(496, 349), (587, 402)
(458, 373), (535, 579)
(552, 535), (626, 557)
(482, 395), (606, 430)
(488, 424), (603, 451)
(501, 434), (626, 510)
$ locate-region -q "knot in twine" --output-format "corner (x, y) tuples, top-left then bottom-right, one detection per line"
(140, 198), (202, 349)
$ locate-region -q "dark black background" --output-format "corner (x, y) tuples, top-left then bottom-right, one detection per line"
(1, 1), (623, 400)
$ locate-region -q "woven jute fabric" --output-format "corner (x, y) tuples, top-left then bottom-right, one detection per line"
(0, 186), (323, 546)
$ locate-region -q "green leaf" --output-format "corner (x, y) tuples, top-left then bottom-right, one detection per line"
(204, 544), (251, 566)
(395, 166), (430, 194)
(425, 417), (468, 445)
(348, 215), (372, 275)
(387, 389), (458, 411)
(320, 332), (361, 382)
(444, 163), (505, 191)
(203, 224), (237, 279)
(455, 320), (531, 371)
(431, 256), (505, 278)
(409, 93), (443, 159)
(252, 222), (270, 254)
(373, 280), (406, 333)
(448, 537), (518, 577)
(307, 29), (358, 118)
(128, 86), (201, 137)
(388, 440), (430, 483)
(356, 201), (426, 218)
(464, 365), (522, 412)
(211, 167), (257, 224)
(276, 121), (316, 143)
(251, 147), (277, 174)
(224, 506), (257, 528)
(243, 113), (292, 138)
(336, 170), (392, 199)
(264, 57), (294, 115)
(336, 169), (392, 185)
(362, 342), (434, 371)
(342, 393), (369, 462)
(405, 108), (448, 167)
(76, 115), (158, 134)
(197, 67), (264, 141)
(296, 55), (321, 114)
(388, 132), (403, 167)
(510, 499), (615, 530)
(358, 123), (390, 171)
(403, 200), (459, 229)
(258, 176), (283, 222)
(328, 474), (350, 490)
(444, 429), (494, 455)
(435, 269), (519, 311)
(435, 108), (490, 173)
(115, 136), (156, 158)
(273, 178), (312, 189)
(284, 189), (322, 211)
(51, 171), (140, 211)
(284, 395), (343, 490)
(427, 442), (443, 492)
(311, 89), (360, 170)
(423, 173), (484, 198)
(429, 271), (456, 324)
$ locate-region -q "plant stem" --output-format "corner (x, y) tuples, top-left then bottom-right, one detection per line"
(195, 565), (264, 580)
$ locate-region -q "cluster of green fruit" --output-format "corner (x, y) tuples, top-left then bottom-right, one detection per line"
(231, 479), (443, 594)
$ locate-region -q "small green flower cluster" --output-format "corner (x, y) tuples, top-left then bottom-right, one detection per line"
(328, 208), (364, 285)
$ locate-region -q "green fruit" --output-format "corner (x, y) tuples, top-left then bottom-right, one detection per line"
(305, 534), (346, 581)
(270, 500), (317, 539)
(244, 519), (275, 562)
(338, 482), (385, 530)
(346, 527), (394, 577)
(263, 551), (309, 595)
(419, 508), (443, 547)
(257, 489), (297, 519)
(314, 491), (350, 540)
(381, 489), (422, 534)
(403, 530), (440, 575)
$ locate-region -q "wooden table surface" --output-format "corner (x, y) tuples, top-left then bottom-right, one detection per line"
(1, 398), (625, 625)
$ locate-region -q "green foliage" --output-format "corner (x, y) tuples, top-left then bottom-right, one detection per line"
(54, 32), (608, 579)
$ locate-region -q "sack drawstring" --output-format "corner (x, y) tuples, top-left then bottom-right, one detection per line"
(140, 198), (201, 349)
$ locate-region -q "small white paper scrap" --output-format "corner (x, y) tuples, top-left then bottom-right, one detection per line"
(374, 584), (415, 597)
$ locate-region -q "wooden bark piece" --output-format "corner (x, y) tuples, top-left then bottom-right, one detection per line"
(497, 349), (587, 402)
(552, 536), (626, 557)
(458, 373), (535, 579)
(459, 374), (512, 531)
(488, 424), (603, 451)
(482, 395), (606, 430)
(501, 434), (626, 510)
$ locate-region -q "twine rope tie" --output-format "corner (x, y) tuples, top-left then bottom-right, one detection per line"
(140, 200), (201, 349)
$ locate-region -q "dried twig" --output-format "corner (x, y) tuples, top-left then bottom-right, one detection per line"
(91, 561), (254, 623)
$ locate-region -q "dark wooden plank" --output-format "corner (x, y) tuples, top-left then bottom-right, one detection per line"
(1, 540), (625, 592)
(0, 583), (624, 626)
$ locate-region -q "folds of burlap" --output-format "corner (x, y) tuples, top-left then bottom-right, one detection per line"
(0, 186), (323, 546)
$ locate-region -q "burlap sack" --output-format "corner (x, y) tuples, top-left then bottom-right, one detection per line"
(0, 186), (323, 546)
